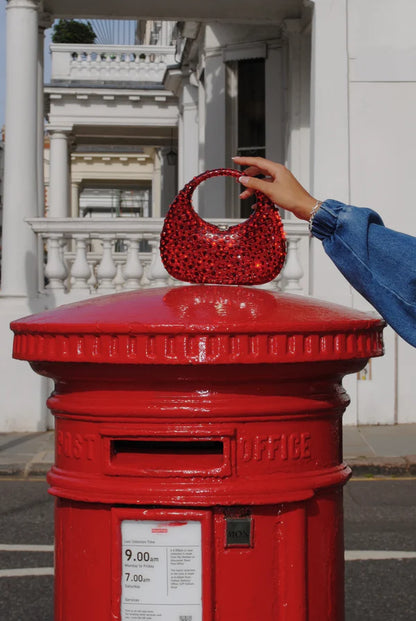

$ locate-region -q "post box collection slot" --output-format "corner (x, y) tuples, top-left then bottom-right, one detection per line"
(112, 439), (223, 456)
(108, 437), (230, 476)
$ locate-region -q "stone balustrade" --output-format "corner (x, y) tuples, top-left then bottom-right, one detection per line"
(50, 44), (177, 83)
(26, 217), (310, 299)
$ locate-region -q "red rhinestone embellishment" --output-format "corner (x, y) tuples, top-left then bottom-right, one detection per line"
(160, 168), (286, 285)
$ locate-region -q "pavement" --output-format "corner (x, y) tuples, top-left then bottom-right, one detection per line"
(343, 424), (416, 477)
(0, 425), (416, 478)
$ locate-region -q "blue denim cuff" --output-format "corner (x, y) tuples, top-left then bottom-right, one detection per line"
(311, 200), (346, 240)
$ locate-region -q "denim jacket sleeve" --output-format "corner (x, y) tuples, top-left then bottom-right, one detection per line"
(311, 199), (416, 347)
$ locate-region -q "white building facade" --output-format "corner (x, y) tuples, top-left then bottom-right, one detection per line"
(1, 0), (416, 430)
(0, 132), (3, 259)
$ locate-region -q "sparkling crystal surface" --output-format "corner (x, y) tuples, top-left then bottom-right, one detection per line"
(160, 168), (286, 285)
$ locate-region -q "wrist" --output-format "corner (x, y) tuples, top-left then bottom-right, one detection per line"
(308, 200), (323, 232)
(293, 197), (319, 221)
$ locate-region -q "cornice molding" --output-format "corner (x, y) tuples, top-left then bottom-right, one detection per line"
(12, 328), (384, 366)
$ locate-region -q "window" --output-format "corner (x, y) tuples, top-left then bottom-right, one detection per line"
(237, 58), (266, 218)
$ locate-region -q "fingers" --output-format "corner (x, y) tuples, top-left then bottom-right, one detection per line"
(233, 156), (318, 220)
(238, 170), (269, 199)
(238, 175), (275, 201)
(239, 188), (254, 200)
(232, 156), (280, 178)
(236, 165), (263, 177)
(233, 157), (280, 201)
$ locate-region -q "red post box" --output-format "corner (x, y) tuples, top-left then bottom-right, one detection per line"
(11, 284), (384, 621)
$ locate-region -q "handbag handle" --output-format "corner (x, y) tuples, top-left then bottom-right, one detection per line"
(181, 168), (272, 208)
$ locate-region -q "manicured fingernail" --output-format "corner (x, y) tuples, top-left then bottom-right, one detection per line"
(239, 176), (249, 184)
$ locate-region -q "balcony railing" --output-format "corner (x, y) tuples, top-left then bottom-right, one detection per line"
(50, 43), (177, 84)
(26, 217), (310, 299)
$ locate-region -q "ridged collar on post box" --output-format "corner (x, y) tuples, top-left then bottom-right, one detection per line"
(11, 285), (385, 365)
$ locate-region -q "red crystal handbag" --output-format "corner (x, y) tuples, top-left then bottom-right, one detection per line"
(160, 168), (286, 285)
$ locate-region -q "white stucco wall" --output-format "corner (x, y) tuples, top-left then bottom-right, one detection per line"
(346, 0), (416, 424)
(307, 0), (416, 424)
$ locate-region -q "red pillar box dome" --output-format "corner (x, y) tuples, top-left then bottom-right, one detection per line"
(11, 285), (384, 621)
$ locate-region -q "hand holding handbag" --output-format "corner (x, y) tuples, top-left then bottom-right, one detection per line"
(160, 168), (286, 285)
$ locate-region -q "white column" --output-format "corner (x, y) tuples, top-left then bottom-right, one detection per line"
(204, 56), (226, 172)
(201, 37), (227, 217)
(282, 20), (311, 186)
(71, 182), (80, 218)
(37, 13), (52, 218)
(309, 0), (351, 303)
(310, 0), (349, 199)
(178, 80), (199, 191)
(37, 23), (44, 218)
(152, 149), (162, 217)
(0, 0), (50, 434)
(1, 0), (40, 296)
(48, 130), (71, 218)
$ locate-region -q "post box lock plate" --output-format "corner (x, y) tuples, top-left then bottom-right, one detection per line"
(225, 517), (253, 548)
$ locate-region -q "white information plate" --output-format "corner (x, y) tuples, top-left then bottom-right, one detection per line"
(121, 519), (202, 621)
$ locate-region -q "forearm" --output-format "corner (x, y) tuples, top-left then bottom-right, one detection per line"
(311, 200), (416, 347)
